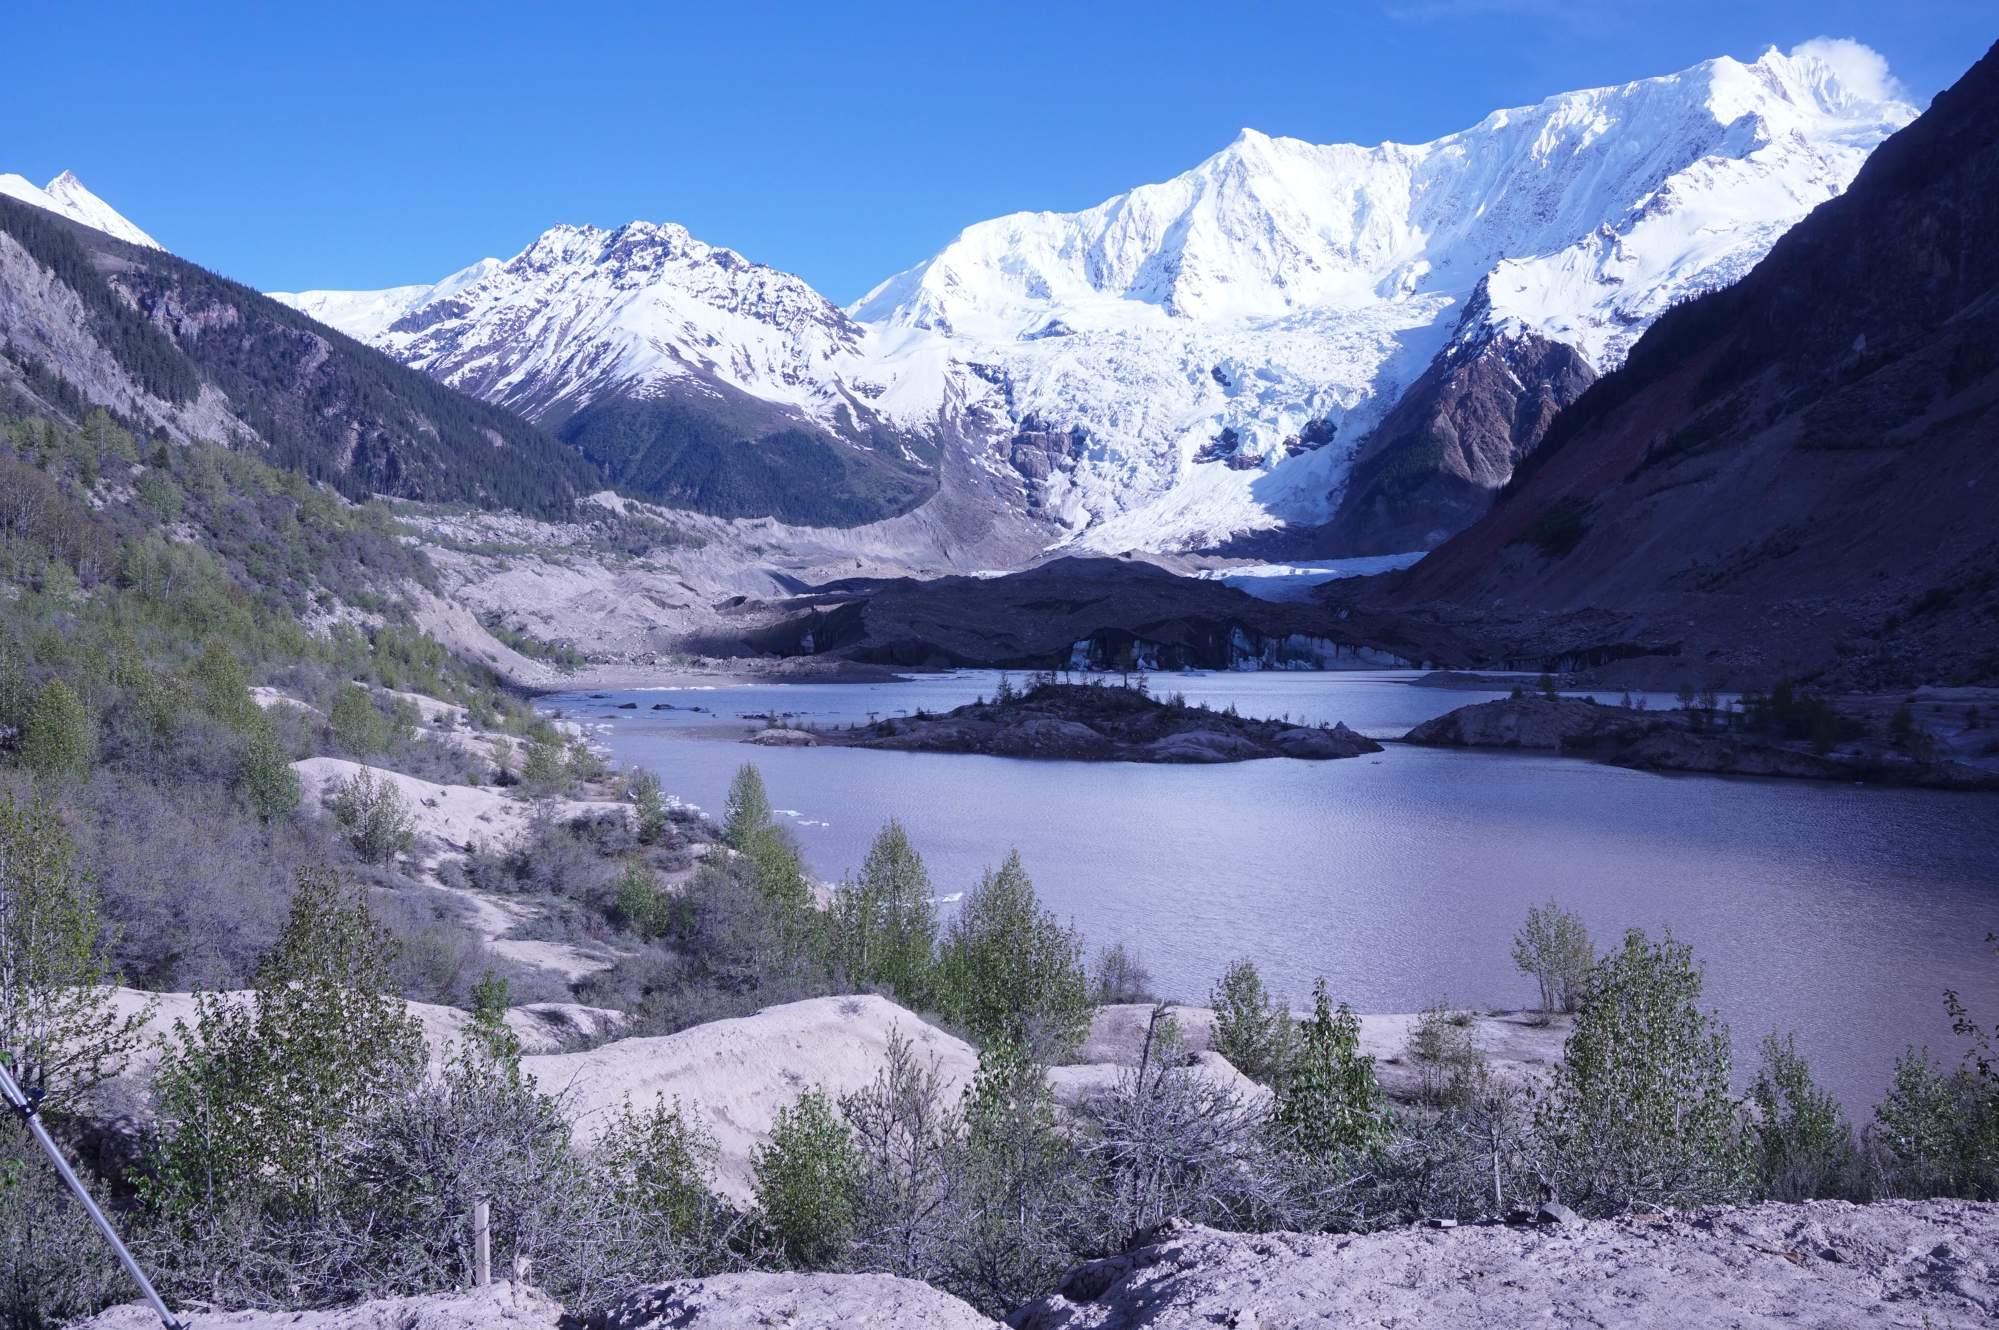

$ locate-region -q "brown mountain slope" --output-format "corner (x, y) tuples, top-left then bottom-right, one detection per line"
(1387, 40), (1999, 687)
(0, 194), (597, 515)
(1320, 284), (1597, 556)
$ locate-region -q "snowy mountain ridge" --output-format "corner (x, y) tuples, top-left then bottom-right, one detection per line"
(268, 40), (1912, 551)
(274, 220), (964, 441)
(0, 170), (161, 249)
(848, 40), (1915, 549)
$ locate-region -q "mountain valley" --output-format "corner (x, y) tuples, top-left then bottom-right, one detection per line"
(3, 22), (1998, 1330)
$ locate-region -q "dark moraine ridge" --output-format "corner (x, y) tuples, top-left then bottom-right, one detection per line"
(795, 681), (1383, 763)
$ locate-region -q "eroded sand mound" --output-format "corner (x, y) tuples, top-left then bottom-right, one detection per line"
(522, 995), (978, 1202)
(78, 1282), (560, 1330)
(103, 988), (621, 1083)
(1013, 1201), (1999, 1329)
(291, 757), (628, 863)
(588, 1273), (998, 1329)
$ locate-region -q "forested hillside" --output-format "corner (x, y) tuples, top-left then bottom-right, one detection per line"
(0, 410), (579, 990)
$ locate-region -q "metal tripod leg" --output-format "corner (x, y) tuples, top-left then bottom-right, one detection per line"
(0, 1057), (186, 1329)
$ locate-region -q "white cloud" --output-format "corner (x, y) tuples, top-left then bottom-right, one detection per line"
(1788, 37), (1907, 105)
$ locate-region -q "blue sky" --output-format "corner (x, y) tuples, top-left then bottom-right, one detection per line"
(6, 1), (1991, 303)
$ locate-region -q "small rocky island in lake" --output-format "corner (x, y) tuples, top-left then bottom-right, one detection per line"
(772, 679), (1383, 763)
(1403, 694), (1999, 791)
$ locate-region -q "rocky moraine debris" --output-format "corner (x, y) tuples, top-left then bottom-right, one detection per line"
(779, 680), (1383, 764)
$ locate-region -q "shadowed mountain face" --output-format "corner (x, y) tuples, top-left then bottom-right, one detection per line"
(0, 195), (596, 516)
(733, 556), (1449, 671)
(1389, 41), (1999, 688)
(1319, 283), (1599, 555)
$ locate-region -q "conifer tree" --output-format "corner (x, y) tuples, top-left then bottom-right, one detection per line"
(834, 819), (938, 1005)
(20, 679), (92, 780)
(724, 762), (774, 849)
(935, 850), (1088, 1056)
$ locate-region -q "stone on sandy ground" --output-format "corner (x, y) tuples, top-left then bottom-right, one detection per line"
(521, 995), (979, 1203)
(1079, 1003), (1569, 1102)
(1013, 1201), (1999, 1329)
(78, 1282), (560, 1330)
(587, 1273), (999, 1329)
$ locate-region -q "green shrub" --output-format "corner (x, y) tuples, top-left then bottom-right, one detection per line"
(1209, 958), (1295, 1084)
(1512, 899), (1593, 1015)
(328, 767), (416, 864)
(1749, 1033), (1853, 1199)
(328, 683), (389, 757)
(0, 794), (148, 1111)
(1408, 999), (1486, 1109)
(631, 769), (669, 845)
(1274, 979), (1390, 1157)
(145, 868), (427, 1218)
(237, 711), (301, 822)
(751, 1089), (863, 1269)
(613, 860), (674, 941)
(594, 1095), (726, 1266)
(948, 1041), (1081, 1313)
(1533, 929), (1750, 1214)
(520, 735), (569, 791)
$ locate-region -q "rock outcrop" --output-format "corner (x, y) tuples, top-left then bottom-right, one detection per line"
(1401, 695), (1644, 750)
(1013, 1201), (1999, 1329)
(1322, 290), (1598, 555)
(744, 556), (1432, 672)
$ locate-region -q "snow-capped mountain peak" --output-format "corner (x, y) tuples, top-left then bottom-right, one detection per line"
(0, 170), (160, 249)
(267, 40), (1915, 554)
(275, 214), (950, 441)
(842, 40), (1914, 550)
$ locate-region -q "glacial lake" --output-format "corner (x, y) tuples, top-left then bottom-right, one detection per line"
(550, 670), (1999, 1114)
